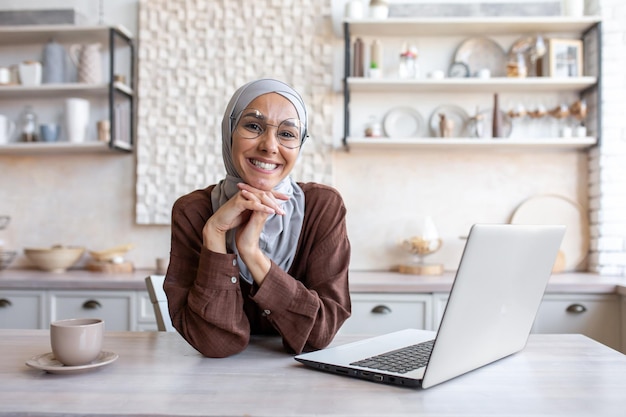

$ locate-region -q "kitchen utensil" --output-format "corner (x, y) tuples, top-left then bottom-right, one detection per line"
(97, 119), (110, 142)
(0, 67), (10, 85)
(88, 243), (135, 262)
(18, 61), (42, 86)
(50, 318), (104, 366)
(0, 250), (17, 270)
(0, 114), (16, 144)
(428, 105), (468, 137)
(18, 105), (38, 142)
(40, 123), (59, 142)
(64, 98), (90, 142)
(26, 351), (118, 375)
(69, 43), (102, 84)
(24, 245), (85, 273)
(42, 38), (67, 84)
(454, 37), (507, 77)
(383, 107), (424, 138)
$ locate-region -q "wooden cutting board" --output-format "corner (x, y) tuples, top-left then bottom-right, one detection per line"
(86, 261), (134, 273)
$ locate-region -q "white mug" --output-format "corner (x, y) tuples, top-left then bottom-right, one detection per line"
(18, 61), (42, 86)
(0, 114), (16, 144)
(0, 67), (10, 85)
(64, 98), (90, 143)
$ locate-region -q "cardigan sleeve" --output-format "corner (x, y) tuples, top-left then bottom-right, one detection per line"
(249, 185), (352, 353)
(164, 190), (252, 358)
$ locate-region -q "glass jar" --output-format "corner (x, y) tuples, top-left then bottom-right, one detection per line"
(19, 105), (38, 142)
(399, 51), (419, 79)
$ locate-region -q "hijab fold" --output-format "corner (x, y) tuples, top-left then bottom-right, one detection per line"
(211, 79), (307, 284)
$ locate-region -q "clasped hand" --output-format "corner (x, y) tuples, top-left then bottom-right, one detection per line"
(203, 183), (288, 283)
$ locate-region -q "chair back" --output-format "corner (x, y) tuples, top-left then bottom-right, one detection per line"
(145, 275), (175, 332)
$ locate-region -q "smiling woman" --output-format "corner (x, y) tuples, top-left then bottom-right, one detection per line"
(163, 79), (352, 358)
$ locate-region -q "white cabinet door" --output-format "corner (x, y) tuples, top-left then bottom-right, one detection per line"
(431, 293), (450, 331)
(136, 290), (158, 331)
(0, 290), (47, 329)
(339, 293), (432, 335)
(532, 294), (621, 351)
(49, 291), (136, 331)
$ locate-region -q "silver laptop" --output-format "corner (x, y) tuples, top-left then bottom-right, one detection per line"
(295, 224), (565, 389)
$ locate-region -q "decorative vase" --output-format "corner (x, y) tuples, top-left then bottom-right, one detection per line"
(65, 98), (90, 143)
(69, 43), (102, 84)
(42, 39), (67, 84)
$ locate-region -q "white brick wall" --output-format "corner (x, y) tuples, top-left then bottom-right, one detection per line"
(587, 0), (626, 276)
(135, 0), (335, 224)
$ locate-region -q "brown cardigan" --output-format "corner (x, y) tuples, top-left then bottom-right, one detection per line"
(164, 182), (351, 357)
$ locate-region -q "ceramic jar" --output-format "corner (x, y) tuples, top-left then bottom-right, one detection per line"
(65, 98), (90, 143)
(69, 43), (102, 84)
(345, 0), (364, 19)
(42, 39), (67, 84)
(369, 0), (389, 19)
(18, 61), (42, 86)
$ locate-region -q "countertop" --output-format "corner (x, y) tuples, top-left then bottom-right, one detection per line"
(0, 268), (625, 294)
(1, 330), (625, 416)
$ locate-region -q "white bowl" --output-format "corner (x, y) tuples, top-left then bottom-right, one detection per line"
(24, 246), (85, 273)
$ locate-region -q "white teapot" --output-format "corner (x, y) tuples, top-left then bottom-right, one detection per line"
(69, 43), (102, 84)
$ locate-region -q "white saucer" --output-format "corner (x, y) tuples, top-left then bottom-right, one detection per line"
(26, 351), (118, 374)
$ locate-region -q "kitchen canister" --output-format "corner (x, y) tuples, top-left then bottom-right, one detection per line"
(18, 61), (42, 86)
(65, 98), (90, 143)
(69, 43), (102, 84)
(0, 67), (10, 85)
(42, 39), (67, 84)
(562, 0), (584, 16)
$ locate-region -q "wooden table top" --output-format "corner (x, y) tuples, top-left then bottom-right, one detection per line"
(1, 329), (625, 416)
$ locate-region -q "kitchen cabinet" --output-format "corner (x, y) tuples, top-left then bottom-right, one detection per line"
(0, 24), (135, 154)
(0, 290), (46, 329)
(532, 293), (621, 352)
(342, 16), (601, 151)
(0, 288), (154, 331)
(49, 290), (135, 331)
(385, 291), (622, 352)
(339, 293), (432, 335)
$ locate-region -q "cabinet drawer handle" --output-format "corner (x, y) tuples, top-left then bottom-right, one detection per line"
(566, 304), (587, 314)
(0, 299), (12, 308)
(82, 300), (102, 310)
(371, 305), (392, 315)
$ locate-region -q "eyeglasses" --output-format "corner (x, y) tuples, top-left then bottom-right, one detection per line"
(233, 109), (303, 149)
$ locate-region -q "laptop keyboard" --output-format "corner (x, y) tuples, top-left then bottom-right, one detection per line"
(350, 339), (435, 374)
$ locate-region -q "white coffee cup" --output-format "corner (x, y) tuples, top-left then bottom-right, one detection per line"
(18, 61), (42, 86)
(0, 114), (16, 144)
(0, 67), (10, 85)
(50, 318), (104, 366)
(65, 98), (90, 143)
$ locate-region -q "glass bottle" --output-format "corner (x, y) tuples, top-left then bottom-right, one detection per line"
(492, 93), (503, 138)
(19, 105), (38, 142)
